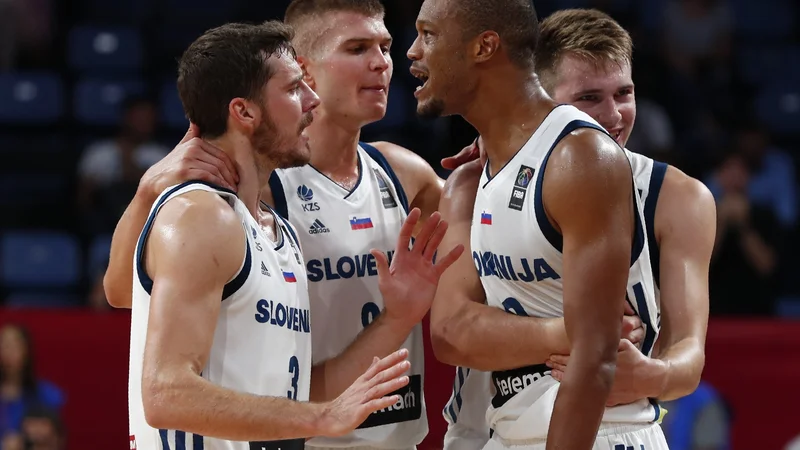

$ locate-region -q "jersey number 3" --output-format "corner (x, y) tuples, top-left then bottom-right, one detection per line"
(287, 356), (300, 400)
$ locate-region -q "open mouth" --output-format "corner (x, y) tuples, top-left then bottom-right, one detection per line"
(410, 67), (429, 95)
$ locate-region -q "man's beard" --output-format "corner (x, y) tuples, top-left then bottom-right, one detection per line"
(416, 97), (446, 119)
(252, 111), (314, 169)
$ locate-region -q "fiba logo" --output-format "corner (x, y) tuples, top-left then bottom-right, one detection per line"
(297, 185), (320, 212)
(297, 185), (314, 201)
(516, 167), (533, 188)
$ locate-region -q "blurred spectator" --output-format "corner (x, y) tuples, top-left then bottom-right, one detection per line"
(660, 381), (731, 450)
(706, 153), (781, 315)
(76, 95), (169, 235)
(661, 0), (734, 127)
(19, 407), (65, 450)
(707, 123), (797, 229)
(0, 0), (53, 70)
(0, 324), (64, 439)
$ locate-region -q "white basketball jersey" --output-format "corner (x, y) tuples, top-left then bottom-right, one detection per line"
(269, 143), (427, 448)
(442, 147), (669, 448)
(469, 105), (662, 442)
(128, 181), (311, 450)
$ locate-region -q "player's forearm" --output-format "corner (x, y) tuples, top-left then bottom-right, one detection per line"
(650, 337), (704, 401)
(104, 189), (157, 308)
(433, 301), (567, 371)
(144, 371), (326, 441)
(310, 313), (412, 401)
(546, 349), (616, 450)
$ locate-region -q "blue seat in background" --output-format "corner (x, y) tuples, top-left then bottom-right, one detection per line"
(776, 297), (800, 318)
(755, 82), (800, 136)
(159, 80), (188, 129)
(1, 231), (82, 289)
(88, 234), (112, 277)
(73, 78), (145, 126)
(0, 72), (64, 125)
(78, 0), (154, 24)
(68, 25), (143, 73)
(0, 174), (68, 207)
(730, 0), (795, 40)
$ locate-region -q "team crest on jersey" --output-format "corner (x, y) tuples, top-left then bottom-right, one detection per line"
(297, 185), (320, 212)
(251, 226), (263, 251)
(372, 168), (398, 209)
(508, 165), (534, 211)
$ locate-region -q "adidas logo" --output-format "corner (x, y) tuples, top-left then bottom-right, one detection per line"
(309, 219), (331, 235)
(261, 261), (271, 276)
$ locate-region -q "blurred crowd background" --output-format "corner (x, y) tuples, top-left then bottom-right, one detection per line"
(1, 0), (799, 449)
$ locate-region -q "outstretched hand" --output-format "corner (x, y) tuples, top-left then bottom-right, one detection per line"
(139, 123), (240, 199)
(371, 208), (464, 329)
(318, 349), (411, 437)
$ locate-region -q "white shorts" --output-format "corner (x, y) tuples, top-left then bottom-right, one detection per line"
(481, 423), (668, 450)
(443, 426), (490, 450)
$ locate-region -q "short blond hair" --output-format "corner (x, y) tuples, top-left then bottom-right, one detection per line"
(535, 9), (633, 93)
(284, 0), (385, 57)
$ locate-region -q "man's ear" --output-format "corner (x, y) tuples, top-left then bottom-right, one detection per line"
(473, 31), (500, 64)
(296, 55), (316, 90)
(228, 97), (259, 134)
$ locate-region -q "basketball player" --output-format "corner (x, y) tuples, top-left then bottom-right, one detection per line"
(125, 22), (462, 450)
(104, 2), (449, 449)
(407, 0), (664, 449)
(434, 8), (717, 450)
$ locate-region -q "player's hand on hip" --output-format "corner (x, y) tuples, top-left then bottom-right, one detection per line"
(546, 339), (653, 406)
(139, 123), (240, 198)
(371, 208), (464, 329)
(318, 349), (411, 437)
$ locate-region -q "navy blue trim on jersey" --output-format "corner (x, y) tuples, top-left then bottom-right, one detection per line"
(193, 433), (204, 450)
(632, 281), (657, 356)
(221, 239), (251, 300)
(276, 210), (301, 251)
(268, 172), (289, 220)
(175, 431), (186, 450)
(649, 398), (662, 423)
(361, 142), (410, 213)
(159, 429), (169, 449)
(482, 104), (567, 187)
(135, 180), (249, 302)
(645, 161), (667, 287)
(533, 120), (646, 267)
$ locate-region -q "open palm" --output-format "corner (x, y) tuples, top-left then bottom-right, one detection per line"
(371, 208), (464, 328)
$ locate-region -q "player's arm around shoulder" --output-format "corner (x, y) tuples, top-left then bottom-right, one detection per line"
(429, 161), (486, 361)
(651, 166), (716, 400)
(544, 129), (631, 450)
(141, 190), (245, 429)
(369, 141), (444, 224)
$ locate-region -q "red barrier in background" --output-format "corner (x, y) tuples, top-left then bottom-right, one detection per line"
(1, 309), (798, 450)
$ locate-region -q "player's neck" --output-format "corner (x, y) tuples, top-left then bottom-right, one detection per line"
(305, 107), (360, 178)
(207, 133), (271, 217)
(465, 72), (555, 178)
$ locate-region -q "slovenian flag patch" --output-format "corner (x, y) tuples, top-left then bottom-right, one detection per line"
(350, 216), (374, 230)
(480, 212), (492, 225)
(282, 271), (297, 283)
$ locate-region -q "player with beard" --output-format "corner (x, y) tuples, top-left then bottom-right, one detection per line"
(126, 21), (462, 450)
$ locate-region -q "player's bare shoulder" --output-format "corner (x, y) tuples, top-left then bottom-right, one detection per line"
(545, 128), (632, 194)
(657, 165), (716, 240)
(442, 160), (482, 204)
(146, 189), (245, 282)
(369, 141), (440, 186)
